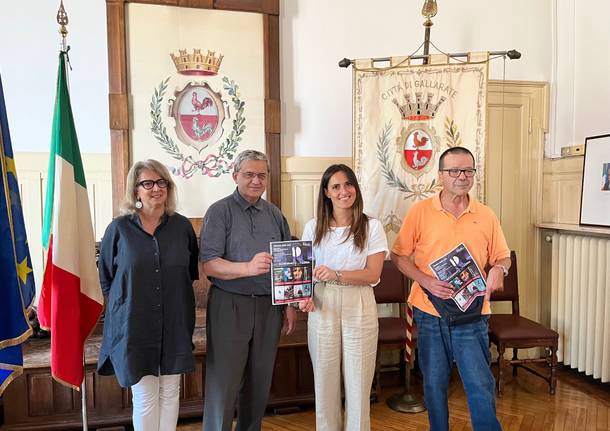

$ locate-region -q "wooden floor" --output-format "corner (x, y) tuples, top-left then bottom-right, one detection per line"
(178, 365), (610, 430)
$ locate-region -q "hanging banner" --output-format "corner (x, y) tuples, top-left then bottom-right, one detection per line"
(353, 53), (489, 242)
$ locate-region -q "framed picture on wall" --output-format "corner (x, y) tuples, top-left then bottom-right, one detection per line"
(580, 134), (610, 227)
(106, 0), (281, 217)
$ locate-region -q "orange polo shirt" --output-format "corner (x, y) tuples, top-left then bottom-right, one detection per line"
(392, 193), (510, 317)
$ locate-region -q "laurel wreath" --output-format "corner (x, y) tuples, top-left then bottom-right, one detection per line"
(445, 117), (462, 147)
(151, 78), (180, 158)
(376, 121), (439, 200)
(150, 76), (245, 178)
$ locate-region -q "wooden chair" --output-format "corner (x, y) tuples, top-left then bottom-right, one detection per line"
(373, 260), (424, 412)
(488, 251), (559, 396)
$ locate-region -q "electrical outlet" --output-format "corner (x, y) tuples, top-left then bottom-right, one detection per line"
(560, 145), (585, 157)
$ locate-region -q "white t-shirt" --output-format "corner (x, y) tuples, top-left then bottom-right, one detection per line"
(301, 217), (389, 286)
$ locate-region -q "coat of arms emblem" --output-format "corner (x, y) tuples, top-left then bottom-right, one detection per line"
(375, 91), (449, 201)
(150, 49), (245, 178)
(169, 82), (225, 152)
(393, 93), (444, 178)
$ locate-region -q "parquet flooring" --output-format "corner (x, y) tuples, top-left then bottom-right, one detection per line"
(178, 365), (610, 430)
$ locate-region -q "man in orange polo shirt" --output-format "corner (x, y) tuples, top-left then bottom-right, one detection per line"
(391, 146), (511, 431)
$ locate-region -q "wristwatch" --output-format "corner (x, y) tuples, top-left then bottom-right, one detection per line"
(335, 270), (343, 281)
(494, 264), (509, 277)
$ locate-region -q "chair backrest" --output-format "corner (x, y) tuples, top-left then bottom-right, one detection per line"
(374, 260), (408, 305)
(489, 250), (519, 315)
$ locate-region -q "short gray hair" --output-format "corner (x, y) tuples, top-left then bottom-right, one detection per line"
(233, 149), (269, 173)
(121, 159), (177, 215)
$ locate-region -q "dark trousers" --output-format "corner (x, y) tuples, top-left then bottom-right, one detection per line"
(203, 287), (283, 431)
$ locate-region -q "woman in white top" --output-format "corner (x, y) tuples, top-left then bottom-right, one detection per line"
(300, 164), (388, 431)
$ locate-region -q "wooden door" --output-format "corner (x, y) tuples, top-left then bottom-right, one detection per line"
(486, 81), (549, 329)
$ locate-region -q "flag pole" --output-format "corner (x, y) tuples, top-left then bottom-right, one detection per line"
(421, 0), (436, 64)
(81, 355), (89, 431)
(386, 284), (425, 413)
(56, 2), (89, 430)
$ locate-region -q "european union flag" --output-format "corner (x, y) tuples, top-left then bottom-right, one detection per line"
(0, 74), (35, 396)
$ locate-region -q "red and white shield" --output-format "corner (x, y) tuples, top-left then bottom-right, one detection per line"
(404, 128), (433, 171)
(171, 82), (225, 152)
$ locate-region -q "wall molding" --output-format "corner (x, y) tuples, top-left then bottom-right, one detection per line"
(541, 156), (583, 224)
(280, 156), (351, 236)
(14, 152), (112, 295)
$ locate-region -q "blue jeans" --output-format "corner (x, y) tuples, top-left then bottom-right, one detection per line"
(413, 308), (501, 431)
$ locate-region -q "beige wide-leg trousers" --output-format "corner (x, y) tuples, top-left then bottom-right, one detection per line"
(307, 282), (379, 431)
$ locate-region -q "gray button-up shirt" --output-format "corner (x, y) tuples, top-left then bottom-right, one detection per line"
(199, 188), (291, 296)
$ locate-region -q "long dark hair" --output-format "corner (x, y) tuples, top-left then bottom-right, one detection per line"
(313, 164), (368, 252)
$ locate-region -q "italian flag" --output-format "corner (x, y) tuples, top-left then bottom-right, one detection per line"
(38, 52), (104, 389)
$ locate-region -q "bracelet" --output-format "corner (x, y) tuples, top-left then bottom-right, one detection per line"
(494, 264), (509, 277)
(334, 270), (343, 281)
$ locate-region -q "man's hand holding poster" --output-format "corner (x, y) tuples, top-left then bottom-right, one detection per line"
(429, 243), (486, 312)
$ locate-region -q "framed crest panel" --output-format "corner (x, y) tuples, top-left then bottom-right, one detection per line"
(106, 0), (280, 216)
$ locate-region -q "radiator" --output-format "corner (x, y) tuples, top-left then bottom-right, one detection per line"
(550, 232), (610, 383)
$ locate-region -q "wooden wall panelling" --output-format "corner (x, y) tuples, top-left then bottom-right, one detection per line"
(132, 0), (182, 5)
(14, 153), (112, 292)
(105, 0), (282, 214)
(264, 12), (281, 207)
(179, 0), (215, 8)
(95, 374), (127, 416)
(267, 133), (282, 207)
(269, 346), (315, 407)
(280, 157), (352, 237)
(181, 362), (204, 401)
(106, 0), (130, 214)
(15, 165), (45, 292)
(76, 372), (96, 411)
(214, 0), (279, 14)
(27, 373), (54, 416)
(52, 379), (75, 413)
(127, 0), (278, 13)
(541, 156), (583, 224)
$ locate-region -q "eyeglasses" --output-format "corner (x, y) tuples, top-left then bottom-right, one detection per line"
(239, 171), (268, 181)
(439, 168), (477, 178)
(137, 179), (168, 189)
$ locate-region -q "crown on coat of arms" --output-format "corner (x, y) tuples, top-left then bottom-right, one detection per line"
(170, 49), (224, 76)
(393, 92), (447, 121)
